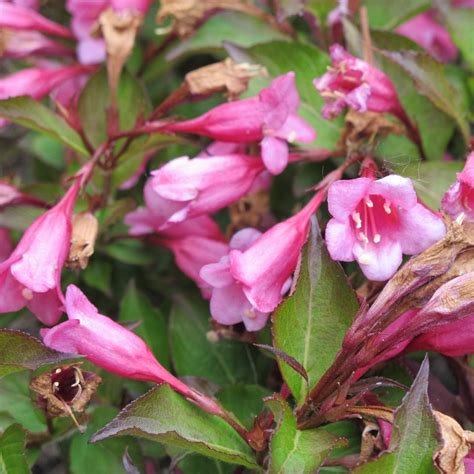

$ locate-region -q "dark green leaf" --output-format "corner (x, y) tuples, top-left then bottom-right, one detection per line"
(119, 282), (170, 369)
(104, 240), (155, 265)
(273, 220), (359, 405)
(267, 396), (344, 473)
(242, 41), (342, 150)
(178, 453), (234, 474)
(77, 68), (150, 148)
(304, 0), (338, 24)
(354, 357), (438, 473)
(0, 424), (29, 474)
(169, 293), (269, 386)
(363, 0), (430, 29)
(166, 12), (289, 60)
(29, 133), (66, 170)
(388, 161), (461, 210)
(91, 385), (258, 469)
(216, 385), (271, 430)
(82, 259), (112, 296)
(70, 406), (142, 474)
(0, 96), (87, 155)
(0, 329), (75, 378)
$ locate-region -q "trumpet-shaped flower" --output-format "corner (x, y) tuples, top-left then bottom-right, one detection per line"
(314, 44), (406, 122)
(0, 180), (80, 325)
(200, 228), (272, 331)
(442, 152), (474, 222)
(164, 73), (315, 175)
(326, 175), (446, 281)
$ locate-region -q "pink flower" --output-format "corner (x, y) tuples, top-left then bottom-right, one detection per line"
(144, 154), (267, 225)
(201, 228), (273, 331)
(0, 64), (94, 101)
(0, 181), (47, 209)
(0, 2), (73, 38)
(442, 152), (474, 221)
(42, 285), (195, 396)
(326, 175), (446, 281)
(314, 44), (406, 122)
(0, 180), (80, 325)
(164, 73), (315, 175)
(0, 228), (13, 263)
(397, 12), (458, 63)
(229, 193), (323, 313)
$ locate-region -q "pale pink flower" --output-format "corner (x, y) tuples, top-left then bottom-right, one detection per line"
(163, 73), (316, 175)
(397, 12), (458, 63)
(229, 193), (323, 313)
(442, 152), (474, 221)
(0, 181), (47, 209)
(314, 44), (406, 122)
(0, 180), (80, 325)
(201, 228), (273, 331)
(144, 154), (267, 226)
(326, 175), (446, 281)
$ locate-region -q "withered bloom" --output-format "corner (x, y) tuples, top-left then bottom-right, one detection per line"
(30, 363), (101, 421)
(67, 212), (99, 270)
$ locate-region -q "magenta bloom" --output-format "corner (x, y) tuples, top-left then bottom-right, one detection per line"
(314, 44), (405, 122)
(0, 30), (73, 58)
(201, 228), (273, 331)
(0, 180), (80, 325)
(442, 152), (474, 221)
(229, 194), (322, 313)
(0, 64), (93, 101)
(326, 175), (446, 281)
(397, 12), (458, 63)
(164, 73), (315, 175)
(146, 154), (266, 225)
(42, 285), (194, 397)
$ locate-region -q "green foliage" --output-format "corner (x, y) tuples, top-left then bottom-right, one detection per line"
(273, 220), (359, 405)
(0, 424), (29, 474)
(91, 385), (259, 468)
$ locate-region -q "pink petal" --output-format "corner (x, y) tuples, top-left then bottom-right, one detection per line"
(325, 219), (356, 261)
(27, 288), (63, 326)
(229, 228), (262, 251)
(0, 269), (25, 313)
(369, 174), (418, 210)
(353, 240), (403, 281)
(328, 177), (372, 220)
(261, 136), (289, 175)
(210, 284), (249, 326)
(278, 114), (316, 143)
(200, 259), (233, 288)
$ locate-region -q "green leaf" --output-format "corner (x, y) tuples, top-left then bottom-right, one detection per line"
(379, 50), (469, 146)
(267, 396), (344, 473)
(273, 220), (359, 405)
(354, 357), (438, 473)
(119, 282), (170, 370)
(77, 68), (150, 148)
(388, 161), (462, 210)
(216, 385), (271, 430)
(242, 41), (343, 150)
(363, 0), (430, 29)
(435, 0), (474, 70)
(70, 406), (142, 474)
(166, 11), (289, 60)
(304, 0), (338, 24)
(170, 294), (270, 386)
(29, 133), (66, 170)
(0, 372), (46, 433)
(91, 385), (258, 469)
(0, 329), (75, 378)
(0, 424), (29, 474)
(104, 239), (155, 265)
(82, 259), (112, 296)
(178, 453), (234, 474)
(0, 96), (87, 155)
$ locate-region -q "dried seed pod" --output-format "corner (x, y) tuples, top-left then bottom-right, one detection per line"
(67, 212), (99, 270)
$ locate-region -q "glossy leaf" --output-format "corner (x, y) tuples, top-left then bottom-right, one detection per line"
(169, 293), (269, 386)
(355, 357), (438, 473)
(91, 384), (259, 469)
(241, 41), (342, 150)
(119, 281), (170, 369)
(273, 220), (359, 405)
(0, 424), (29, 474)
(363, 0), (430, 29)
(267, 396), (344, 473)
(0, 96), (87, 155)
(0, 329), (75, 378)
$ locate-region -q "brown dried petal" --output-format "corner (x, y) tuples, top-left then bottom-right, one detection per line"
(67, 212), (99, 270)
(433, 411), (474, 474)
(185, 58), (266, 100)
(360, 421), (384, 463)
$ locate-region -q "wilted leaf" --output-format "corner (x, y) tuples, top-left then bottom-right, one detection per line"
(355, 357), (438, 473)
(0, 424), (29, 474)
(267, 395), (345, 473)
(0, 96), (87, 155)
(91, 385), (259, 468)
(0, 329), (76, 378)
(273, 219), (359, 405)
(170, 293), (269, 386)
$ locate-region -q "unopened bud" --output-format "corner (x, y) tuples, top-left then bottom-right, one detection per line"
(67, 212), (99, 270)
